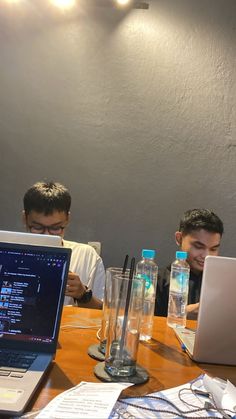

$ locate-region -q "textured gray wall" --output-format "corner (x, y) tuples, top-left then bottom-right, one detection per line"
(0, 0), (235, 269)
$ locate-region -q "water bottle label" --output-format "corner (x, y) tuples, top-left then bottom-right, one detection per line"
(170, 269), (189, 292)
(137, 273), (151, 289)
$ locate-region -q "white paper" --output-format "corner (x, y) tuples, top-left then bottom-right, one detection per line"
(204, 374), (236, 415)
(36, 382), (132, 419)
(203, 374), (224, 408)
(222, 380), (236, 413)
(110, 375), (225, 418)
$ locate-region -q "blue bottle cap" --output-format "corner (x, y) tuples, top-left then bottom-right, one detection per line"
(176, 251), (188, 259)
(142, 249), (156, 259)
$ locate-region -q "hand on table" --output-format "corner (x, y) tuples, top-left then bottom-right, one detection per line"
(65, 271), (86, 300)
(186, 302), (199, 319)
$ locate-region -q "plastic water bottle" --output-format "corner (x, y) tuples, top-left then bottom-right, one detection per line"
(136, 249), (158, 341)
(167, 251), (190, 328)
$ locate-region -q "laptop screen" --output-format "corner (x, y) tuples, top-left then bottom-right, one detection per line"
(0, 243), (71, 345)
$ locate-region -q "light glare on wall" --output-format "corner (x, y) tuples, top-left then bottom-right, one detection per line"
(2, 0), (149, 10)
(116, 0), (131, 5)
(4, 0), (22, 3)
(114, 0), (149, 9)
(50, 0), (76, 9)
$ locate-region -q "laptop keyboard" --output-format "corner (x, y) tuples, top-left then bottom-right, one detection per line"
(0, 350), (37, 376)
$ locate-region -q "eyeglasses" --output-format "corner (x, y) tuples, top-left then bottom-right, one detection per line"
(29, 225), (66, 235)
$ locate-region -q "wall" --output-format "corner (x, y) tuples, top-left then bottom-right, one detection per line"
(0, 0), (235, 268)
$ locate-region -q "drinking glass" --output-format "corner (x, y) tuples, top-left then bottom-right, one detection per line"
(99, 267), (129, 355)
(105, 274), (145, 377)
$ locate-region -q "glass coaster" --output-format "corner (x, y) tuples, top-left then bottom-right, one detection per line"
(88, 344), (105, 361)
(94, 361), (149, 384)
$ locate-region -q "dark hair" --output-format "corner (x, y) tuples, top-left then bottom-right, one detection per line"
(23, 181), (71, 215)
(179, 208), (224, 236)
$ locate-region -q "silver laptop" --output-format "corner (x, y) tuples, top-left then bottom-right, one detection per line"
(0, 241), (71, 415)
(0, 230), (62, 247)
(174, 255), (236, 365)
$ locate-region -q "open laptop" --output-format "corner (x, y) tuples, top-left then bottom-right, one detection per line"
(0, 230), (62, 247)
(0, 241), (71, 415)
(174, 255), (236, 365)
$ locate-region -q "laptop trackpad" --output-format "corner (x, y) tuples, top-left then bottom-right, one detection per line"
(0, 387), (24, 404)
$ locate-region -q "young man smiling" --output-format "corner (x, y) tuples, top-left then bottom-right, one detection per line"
(155, 208), (224, 318)
(22, 181), (105, 309)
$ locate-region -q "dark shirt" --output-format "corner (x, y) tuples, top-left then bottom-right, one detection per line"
(154, 265), (202, 317)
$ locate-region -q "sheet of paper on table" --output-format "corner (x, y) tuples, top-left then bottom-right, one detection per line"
(35, 382), (132, 419)
(34, 375), (236, 419)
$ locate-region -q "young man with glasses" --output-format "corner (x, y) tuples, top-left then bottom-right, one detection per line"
(22, 181), (105, 309)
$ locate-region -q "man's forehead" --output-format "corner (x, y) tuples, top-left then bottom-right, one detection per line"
(183, 229), (221, 244)
(26, 210), (68, 222)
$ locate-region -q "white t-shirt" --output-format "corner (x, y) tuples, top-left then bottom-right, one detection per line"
(62, 240), (105, 305)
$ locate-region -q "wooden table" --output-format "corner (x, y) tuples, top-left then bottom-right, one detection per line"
(27, 306), (236, 413)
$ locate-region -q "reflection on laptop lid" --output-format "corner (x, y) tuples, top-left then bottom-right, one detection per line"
(175, 255), (236, 365)
(0, 241), (71, 415)
(0, 230), (61, 247)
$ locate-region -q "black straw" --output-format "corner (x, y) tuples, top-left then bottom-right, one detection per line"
(122, 254), (129, 274)
(114, 255), (129, 340)
(129, 257), (135, 280)
(119, 257), (135, 359)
